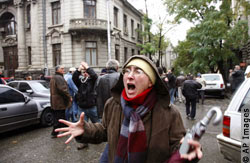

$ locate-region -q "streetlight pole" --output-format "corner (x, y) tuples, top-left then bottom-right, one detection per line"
(107, 0), (111, 60)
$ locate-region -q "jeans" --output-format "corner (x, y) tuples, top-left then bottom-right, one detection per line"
(169, 88), (176, 104)
(65, 100), (78, 122)
(78, 106), (100, 123)
(99, 144), (109, 163)
(185, 97), (197, 118)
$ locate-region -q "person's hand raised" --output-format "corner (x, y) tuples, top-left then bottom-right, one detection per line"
(81, 61), (89, 70)
(55, 112), (85, 144)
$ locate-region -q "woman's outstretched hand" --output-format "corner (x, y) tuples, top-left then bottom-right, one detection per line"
(180, 138), (203, 161)
(55, 112), (85, 144)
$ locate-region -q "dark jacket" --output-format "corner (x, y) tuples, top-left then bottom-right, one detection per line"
(232, 70), (244, 90)
(182, 79), (202, 99)
(76, 55), (186, 162)
(95, 69), (120, 118)
(73, 68), (98, 108)
(167, 72), (176, 89)
(50, 72), (71, 110)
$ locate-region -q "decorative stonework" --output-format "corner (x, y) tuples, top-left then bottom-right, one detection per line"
(14, 0), (24, 7)
(3, 36), (17, 46)
(31, 0), (37, 4)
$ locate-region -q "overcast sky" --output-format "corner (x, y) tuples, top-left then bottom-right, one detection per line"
(127, 0), (193, 46)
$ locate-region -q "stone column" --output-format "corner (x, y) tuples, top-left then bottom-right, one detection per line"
(30, 0), (41, 69)
(14, 0), (26, 70)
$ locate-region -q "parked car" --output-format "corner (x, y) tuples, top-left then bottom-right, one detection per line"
(8, 80), (50, 99)
(201, 73), (225, 98)
(0, 85), (54, 133)
(216, 78), (250, 162)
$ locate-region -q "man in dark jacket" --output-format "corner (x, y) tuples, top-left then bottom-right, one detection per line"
(50, 65), (72, 138)
(95, 59), (120, 118)
(232, 65), (245, 93)
(182, 74), (202, 120)
(72, 61), (100, 149)
(166, 68), (176, 104)
(73, 61), (100, 123)
(56, 55), (202, 163)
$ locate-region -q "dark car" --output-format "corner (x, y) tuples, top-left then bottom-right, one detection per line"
(0, 85), (54, 133)
(8, 80), (50, 99)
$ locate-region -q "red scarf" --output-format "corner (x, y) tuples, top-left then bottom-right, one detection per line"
(122, 87), (153, 109)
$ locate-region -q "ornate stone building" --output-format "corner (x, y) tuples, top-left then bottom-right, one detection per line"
(0, 0), (143, 78)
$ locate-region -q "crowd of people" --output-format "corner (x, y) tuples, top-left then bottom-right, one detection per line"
(50, 55), (203, 163)
(0, 55), (247, 162)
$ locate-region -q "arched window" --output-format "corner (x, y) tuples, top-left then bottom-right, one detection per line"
(0, 12), (16, 37)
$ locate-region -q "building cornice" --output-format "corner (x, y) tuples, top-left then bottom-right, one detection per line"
(122, 0), (144, 18)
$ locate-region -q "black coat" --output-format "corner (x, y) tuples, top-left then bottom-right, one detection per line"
(95, 69), (120, 117)
(232, 70), (244, 90)
(182, 79), (202, 99)
(73, 68), (98, 108)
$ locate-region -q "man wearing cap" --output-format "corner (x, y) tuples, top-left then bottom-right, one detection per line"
(56, 55), (202, 162)
(64, 67), (78, 122)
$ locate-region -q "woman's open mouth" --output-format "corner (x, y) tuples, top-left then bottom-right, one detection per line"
(127, 83), (135, 90)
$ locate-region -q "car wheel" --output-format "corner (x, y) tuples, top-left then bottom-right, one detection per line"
(41, 108), (54, 126)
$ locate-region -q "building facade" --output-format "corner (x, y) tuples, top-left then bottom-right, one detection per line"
(0, 0), (143, 78)
(231, 0), (250, 68)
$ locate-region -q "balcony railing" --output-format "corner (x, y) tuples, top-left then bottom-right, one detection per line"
(69, 18), (107, 32)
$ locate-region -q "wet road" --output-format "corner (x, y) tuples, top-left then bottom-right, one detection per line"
(0, 96), (233, 163)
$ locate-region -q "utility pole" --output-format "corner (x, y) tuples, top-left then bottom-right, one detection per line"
(107, 0), (111, 60)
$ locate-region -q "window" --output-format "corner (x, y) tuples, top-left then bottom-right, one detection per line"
(52, 1), (61, 25)
(27, 4), (31, 25)
(19, 83), (32, 93)
(85, 42), (97, 66)
(138, 50), (140, 55)
(124, 47), (128, 63)
(52, 44), (61, 67)
(137, 23), (141, 40)
(114, 7), (118, 27)
(28, 47), (31, 65)
(0, 12), (16, 37)
(0, 87), (24, 104)
(115, 45), (120, 61)
(132, 49), (135, 56)
(131, 19), (134, 37)
(123, 14), (127, 34)
(8, 82), (18, 89)
(84, 0), (96, 18)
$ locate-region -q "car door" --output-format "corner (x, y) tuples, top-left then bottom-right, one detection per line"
(0, 86), (38, 133)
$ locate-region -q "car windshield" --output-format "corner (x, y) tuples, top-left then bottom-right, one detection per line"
(203, 75), (220, 81)
(30, 81), (50, 93)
